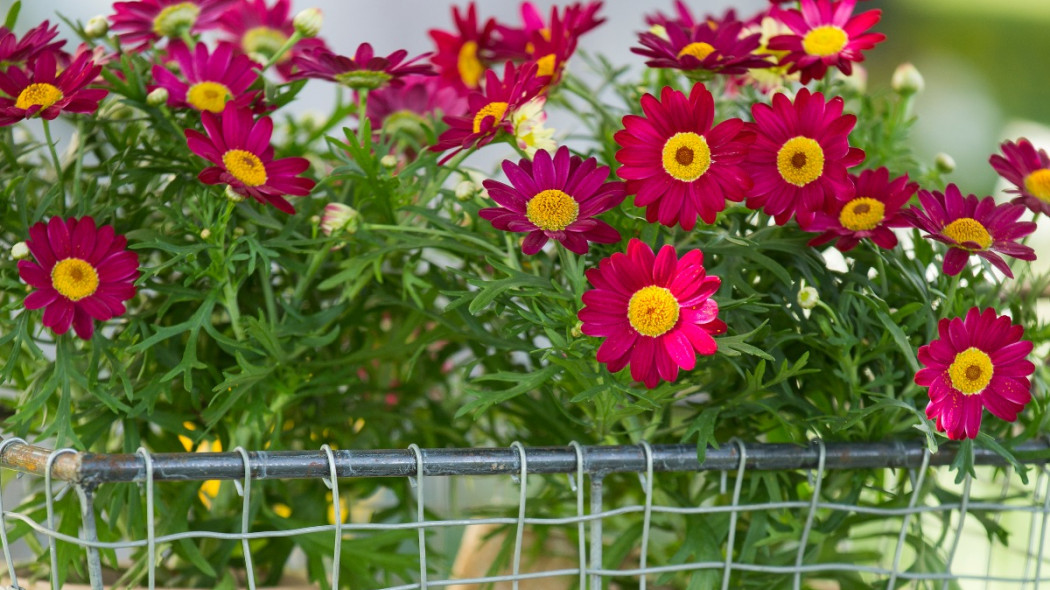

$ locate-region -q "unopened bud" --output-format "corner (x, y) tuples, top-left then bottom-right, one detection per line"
(934, 152), (955, 174)
(570, 320), (583, 339)
(891, 63), (924, 96)
(233, 226), (245, 237)
(10, 241), (29, 260)
(798, 286), (820, 310)
(454, 179), (478, 201)
(146, 87), (169, 107)
(199, 228), (211, 240)
(225, 185), (246, 203)
(84, 15), (109, 38)
(321, 202), (359, 236)
(380, 154), (398, 169)
(293, 8), (323, 38)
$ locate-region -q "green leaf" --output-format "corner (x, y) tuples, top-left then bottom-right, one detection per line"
(683, 407), (721, 465)
(4, 1), (20, 30)
(176, 538), (218, 577)
(457, 365), (560, 418)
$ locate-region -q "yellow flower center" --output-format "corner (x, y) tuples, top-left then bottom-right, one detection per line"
(776, 136), (825, 187)
(457, 40), (484, 89)
(51, 258), (100, 302)
(15, 83), (63, 111)
(838, 197), (885, 231)
(152, 1), (201, 38)
(472, 101), (508, 134)
(677, 42), (716, 61)
(536, 53), (557, 78)
(186, 81), (232, 113)
(628, 286), (680, 337)
(222, 149), (267, 187)
(947, 347), (993, 395)
(942, 217), (992, 250)
(661, 132), (711, 182)
(1023, 168), (1050, 203)
(802, 25), (848, 57)
(526, 189), (579, 231)
(242, 26), (289, 62)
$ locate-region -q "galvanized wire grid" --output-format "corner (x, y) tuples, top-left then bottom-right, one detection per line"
(0, 437), (1049, 589)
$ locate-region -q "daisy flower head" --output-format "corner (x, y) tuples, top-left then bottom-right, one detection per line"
(989, 138), (1050, 216)
(151, 41), (260, 113)
(291, 44), (434, 91)
(493, 1), (605, 61)
(429, 2), (498, 92)
(479, 146), (624, 255)
(578, 239), (726, 389)
(185, 105), (315, 214)
(614, 83), (753, 230)
(0, 21), (65, 67)
(18, 217), (139, 341)
(109, 0), (237, 50)
(367, 74), (467, 133)
(807, 167), (916, 251)
(217, 0), (327, 79)
(744, 87), (864, 227)
(0, 50), (107, 126)
(767, 0), (885, 84)
(903, 184), (1036, 278)
(430, 61), (546, 162)
(915, 307), (1034, 440)
(632, 17), (772, 77)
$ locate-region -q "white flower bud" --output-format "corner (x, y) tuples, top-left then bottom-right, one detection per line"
(84, 15), (109, 38)
(454, 179), (478, 201)
(891, 63), (924, 96)
(10, 241), (29, 260)
(798, 286), (820, 310)
(199, 229), (211, 240)
(146, 87), (169, 107)
(225, 185), (246, 203)
(293, 8), (323, 38)
(380, 154), (398, 169)
(934, 153), (956, 174)
(321, 203), (359, 236)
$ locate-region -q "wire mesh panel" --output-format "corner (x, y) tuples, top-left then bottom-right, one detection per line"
(0, 437), (1048, 589)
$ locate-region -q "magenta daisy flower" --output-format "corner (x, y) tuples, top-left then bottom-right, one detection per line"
(915, 307), (1034, 440)
(430, 61), (545, 162)
(479, 146), (625, 255)
(109, 0), (237, 50)
(151, 41), (260, 113)
(614, 83), (753, 230)
(0, 21), (65, 66)
(632, 18), (772, 76)
(579, 239), (726, 389)
(0, 51), (107, 126)
(767, 0), (885, 84)
(184, 105), (315, 214)
(744, 88), (864, 227)
(807, 167), (916, 251)
(367, 74), (467, 130)
(492, 2), (604, 85)
(990, 138), (1050, 216)
(428, 2), (498, 92)
(18, 217), (139, 341)
(903, 184), (1036, 278)
(217, 0), (327, 79)
(291, 44), (434, 91)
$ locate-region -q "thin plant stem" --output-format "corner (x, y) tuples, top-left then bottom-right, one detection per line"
(41, 119), (64, 212)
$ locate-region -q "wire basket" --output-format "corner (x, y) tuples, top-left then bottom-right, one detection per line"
(1, 436), (1048, 589)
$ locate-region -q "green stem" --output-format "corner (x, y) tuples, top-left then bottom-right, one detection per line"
(362, 223), (503, 255)
(71, 118), (86, 205)
(941, 272), (962, 319)
(262, 31), (304, 71)
(213, 201), (246, 340)
(291, 247), (329, 305)
(41, 119), (64, 211)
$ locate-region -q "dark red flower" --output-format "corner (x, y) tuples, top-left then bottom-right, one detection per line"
(767, 0), (885, 84)
(0, 51), (107, 126)
(291, 44), (434, 90)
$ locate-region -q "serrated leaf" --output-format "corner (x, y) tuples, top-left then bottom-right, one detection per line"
(683, 407), (721, 464)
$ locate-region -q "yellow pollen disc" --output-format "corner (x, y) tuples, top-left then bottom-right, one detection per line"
(942, 217), (992, 250)
(222, 149), (268, 187)
(51, 258), (100, 302)
(536, 53), (557, 78)
(242, 26), (289, 61)
(802, 25), (849, 57)
(186, 81), (232, 113)
(948, 347), (993, 395)
(838, 197), (885, 231)
(776, 136), (825, 187)
(472, 101), (508, 134)
(661, 132), (711, 182)
(15, 83), (63, 111)
(457, 40), (484, 88)
(677, 42), (716, 61)
(628, 285), (680, 337)
(152, 2), (201, 37)
(1023, 168), (1050, 203)
(526, 189), (579, 231)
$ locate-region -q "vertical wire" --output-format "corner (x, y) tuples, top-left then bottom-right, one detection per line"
(44, 448), (76, 590)
(407, 444), (428, 590)
(794, 439), (826, 590)
(720, 439), (748, 590)
(568, 442), (587, 590)
(887, 448), (931, 590)
(589, 475), (604, 590)
(135, 448), (156, 590)
(0, 437), (27, 589)
(232, 447), (257, 590)
(509, 442), (528, 590)
(1023, 468), (1046, 590)
(320, 444), (341, 589)
(940, 471), (972, 590)
(638, 442), (654, 590)
(1032, 467), (1050, 589)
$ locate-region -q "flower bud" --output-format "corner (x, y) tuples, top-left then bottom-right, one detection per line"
(454, 179), (478, 201)
(798, 286), (820, 310)
(570, 321), (584, 339)
(146, 87), (169, 107)
(934, 152), (956, 174)
(10, 241), (29, 260)
(199, 229), (211, 240)
(225, 185), (246, 203)
(293, 8), (323, 38)
(380, 154), (398, 169)
(84, 15), (109, 38)
(321, 202), (359, 236)
(891, 63), (924, 96)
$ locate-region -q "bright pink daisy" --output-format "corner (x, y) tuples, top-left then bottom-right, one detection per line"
(807, 167), (916, 251)
(0, 21), (64, 66)
(614, 83), (753, 230)
(184, 105), (315, 214)
(109, 0), (237, 50)
(367, 74), (467, 130)
(291, 44), (434, 91)
(428, 2), (498, 92)
(767, 0), (885, 84)
(989, 138), (1050, 216)
(632, 17), (772, 76)
(479, 146), (625, 255)
(915, 307), (1034, 440)
(744, 88), (864, 227)
(217, 0), (327, 80)
(0, 51), (107, 126)
(430, 61), (545, 162)
(579, 239), (726, 389)
(902, 184), (1036, 278)
(18, 217), (139, 341)
(151, 41), (260, 113)
(493, 1), (604, 61)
